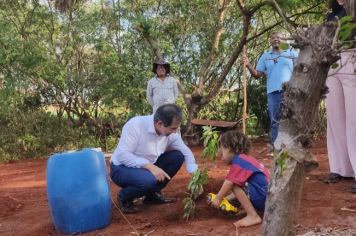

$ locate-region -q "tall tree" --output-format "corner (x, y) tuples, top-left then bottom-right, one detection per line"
(260, 0), (343, 235)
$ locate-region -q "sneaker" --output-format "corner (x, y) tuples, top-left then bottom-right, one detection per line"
(144, 192), (176, 204)
(118, 196), (139, 214)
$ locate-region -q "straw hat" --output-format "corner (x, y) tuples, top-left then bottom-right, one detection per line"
(152, 58), (171, 74)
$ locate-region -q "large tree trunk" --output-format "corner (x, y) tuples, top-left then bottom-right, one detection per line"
(183, 101), (203, 136)
(262, 22), (340, 236)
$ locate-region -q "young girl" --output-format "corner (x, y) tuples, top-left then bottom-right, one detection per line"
(211, 130), (270, 228)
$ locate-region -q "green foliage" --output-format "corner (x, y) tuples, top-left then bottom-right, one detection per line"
(187, 168), (208, 200)
(183, 169), (208, 220)
(197, 86), (268, 137)
(201, 126), (219, 160)
(276, 151), (288, 173)
(247, 79), (269, 135)
(182, 197), (195, 221)
(0, 0), (330, 161)
(183, 125), (218, 220)
(198, 91), (243, 121)
(275, 0), (311, 9)
(105, 135), (120, 152)
(0, 1), (153, 161)
(0, 108), (100, 162)
(331, 63), (339, 69)
(280, 42), (290, 50)
(339, 16), (356, 43)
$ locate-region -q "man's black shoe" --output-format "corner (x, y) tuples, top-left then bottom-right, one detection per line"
(144, 192), (176, 204)
(324, 173), (343, 184)
(351, 182), (356, 194)
(118, 197), (139, 214)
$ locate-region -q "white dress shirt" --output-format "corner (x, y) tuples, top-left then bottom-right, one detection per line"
(110, 115), (198, 173)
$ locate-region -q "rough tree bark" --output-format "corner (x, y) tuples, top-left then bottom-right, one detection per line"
(262, 22), (340, 236)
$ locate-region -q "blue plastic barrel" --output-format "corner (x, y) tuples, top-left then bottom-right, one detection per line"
(46, 148), (112, 234)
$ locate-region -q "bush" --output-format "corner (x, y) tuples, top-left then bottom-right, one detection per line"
(0, 109), (100, 162)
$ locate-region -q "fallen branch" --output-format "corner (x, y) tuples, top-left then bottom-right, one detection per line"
(143, 229), (155, 236)
(137, 223), (152, 230)
(111, 196), (141, 236)
(340, 207), (356, 213)
(186, 231), (203, 236)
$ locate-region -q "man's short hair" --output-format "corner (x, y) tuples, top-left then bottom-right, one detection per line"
(154, 104), (182, 127)
(269, 31), (282, 38)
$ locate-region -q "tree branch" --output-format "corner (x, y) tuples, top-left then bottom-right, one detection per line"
(268, 0), (297, 30)
(195, 0), (231, 95)
(133, 24), (162, 59)
(201, 1), (253, 104)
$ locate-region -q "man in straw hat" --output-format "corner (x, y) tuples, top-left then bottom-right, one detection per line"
(147, 58), (179, 113)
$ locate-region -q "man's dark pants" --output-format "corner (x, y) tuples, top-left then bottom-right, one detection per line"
(110, 150), (184, 202)
(267, 90), (283, 146)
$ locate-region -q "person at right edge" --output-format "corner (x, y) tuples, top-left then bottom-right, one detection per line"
(324, 0), (356, 194)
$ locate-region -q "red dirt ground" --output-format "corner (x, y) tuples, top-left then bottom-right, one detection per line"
(1, 139), (356, 236)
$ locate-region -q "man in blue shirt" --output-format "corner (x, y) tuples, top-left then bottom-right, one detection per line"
(110, 104), (198, 213)
(242, 32), (298, 150)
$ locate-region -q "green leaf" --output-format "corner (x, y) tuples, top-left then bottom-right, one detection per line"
(339, 16), (356, 42)
(280, 42), (289, 50)
(183, 197), (195, 221)
(331, 63), (339, 69)
(276, 151), (289, 173)
(201, 126), (219, 160)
